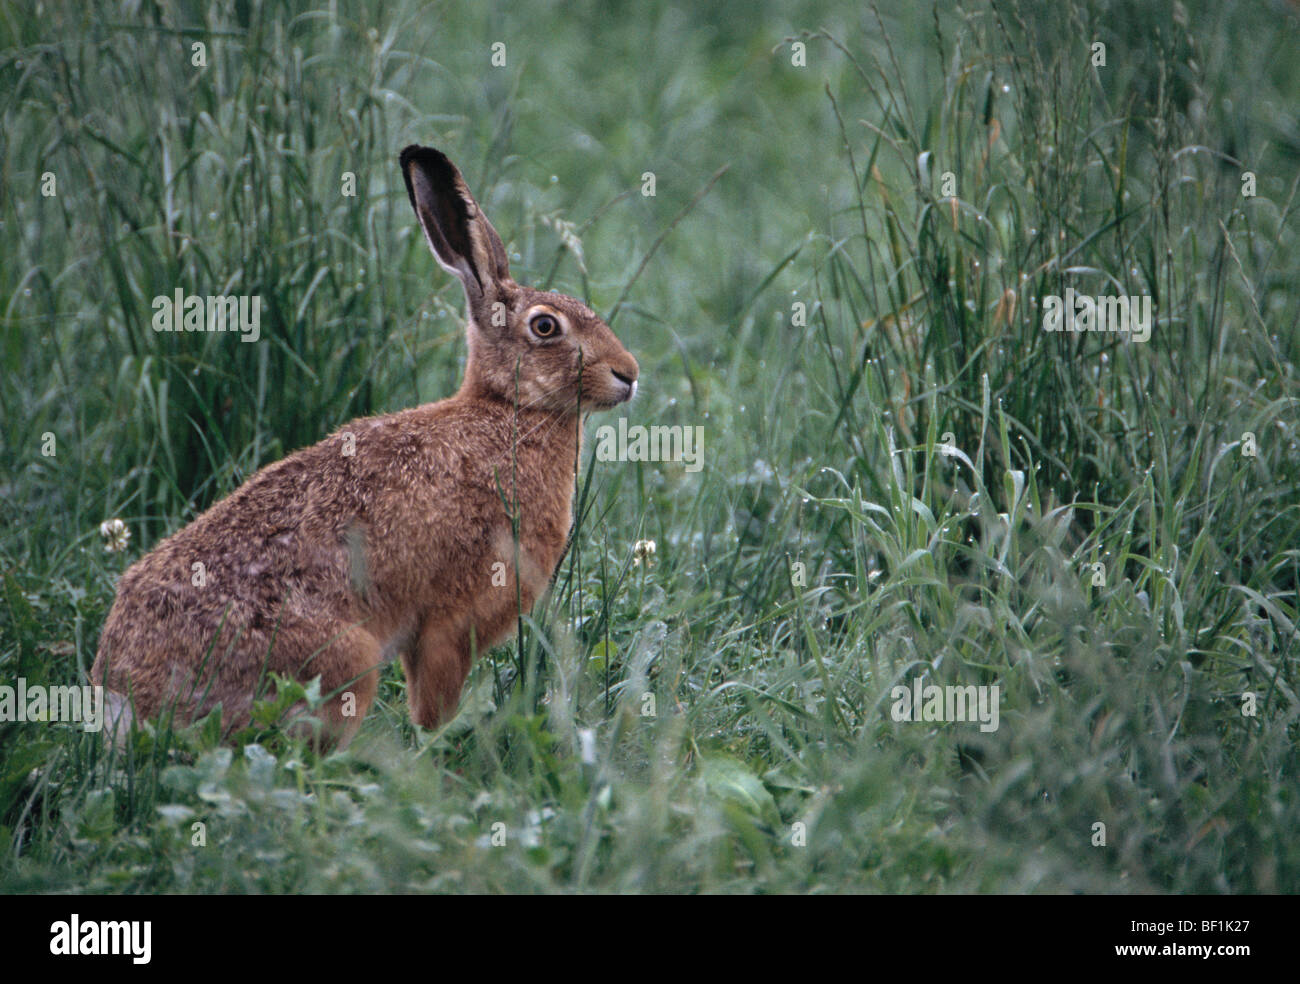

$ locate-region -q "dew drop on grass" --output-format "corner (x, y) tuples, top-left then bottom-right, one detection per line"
(550, 175), (558, 184)
(23, 288), (31, 296)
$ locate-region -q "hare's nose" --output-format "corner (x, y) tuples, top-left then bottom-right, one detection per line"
(611, 368), (637, 401)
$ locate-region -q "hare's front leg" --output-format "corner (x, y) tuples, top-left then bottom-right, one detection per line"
(402, 621), (473, 730)
(285, 620), (384, 749)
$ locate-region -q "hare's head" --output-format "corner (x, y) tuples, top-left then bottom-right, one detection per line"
(400, 145), (638, 413)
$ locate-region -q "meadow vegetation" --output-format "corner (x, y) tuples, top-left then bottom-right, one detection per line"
(1, 0), (1297, 892)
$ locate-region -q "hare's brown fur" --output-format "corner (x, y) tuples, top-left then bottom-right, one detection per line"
(93, 146), (638, 747)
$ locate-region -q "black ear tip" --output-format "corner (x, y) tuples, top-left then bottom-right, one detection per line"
(400, 144), (453, 173)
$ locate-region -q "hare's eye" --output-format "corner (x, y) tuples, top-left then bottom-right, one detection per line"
(529, 313), (560, 339)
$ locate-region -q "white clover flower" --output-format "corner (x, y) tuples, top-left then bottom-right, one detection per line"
(99, 518), (131, 553)
(632, 539), (657, 566)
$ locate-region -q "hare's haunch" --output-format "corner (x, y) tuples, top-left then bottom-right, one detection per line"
(93, 146), (639, 747)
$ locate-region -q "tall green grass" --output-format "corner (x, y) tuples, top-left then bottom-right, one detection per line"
(1, 0), (1297, 892)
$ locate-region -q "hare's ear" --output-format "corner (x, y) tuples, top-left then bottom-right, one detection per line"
(400, 145), (511, 317)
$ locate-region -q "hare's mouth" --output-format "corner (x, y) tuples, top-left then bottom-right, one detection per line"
(573, 372), (636, 411)
(590, 384), (635, 411)
(585, 394), (627, 411)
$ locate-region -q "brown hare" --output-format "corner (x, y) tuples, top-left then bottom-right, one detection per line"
(93, 145), (639, 748)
